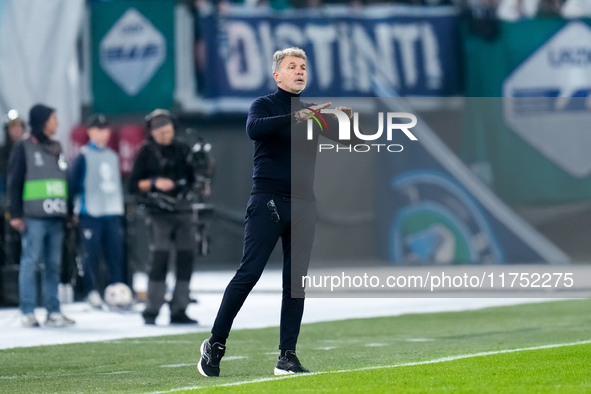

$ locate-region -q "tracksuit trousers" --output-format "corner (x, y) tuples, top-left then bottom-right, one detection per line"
(143, 212), (195, 318)
(212, 193), (317, 350)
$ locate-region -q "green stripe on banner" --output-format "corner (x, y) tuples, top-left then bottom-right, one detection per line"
(23, 179), (68, 200)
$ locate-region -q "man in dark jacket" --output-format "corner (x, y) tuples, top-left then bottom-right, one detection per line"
(128, 109), (198, 325)
(7, 104), (75, 328)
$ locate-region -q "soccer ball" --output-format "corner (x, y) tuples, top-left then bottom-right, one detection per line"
(104, 282), (133, 308)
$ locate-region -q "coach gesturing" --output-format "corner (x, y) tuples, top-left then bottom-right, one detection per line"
(198, 47), (352, 377)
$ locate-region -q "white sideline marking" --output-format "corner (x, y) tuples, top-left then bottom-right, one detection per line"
(405, 338), (434, 342)
(102, 371), (132, 375)
(161, 364), (194, 368)
(365, 343), (385, 347)
(107, 340), (195, 345)
(161, 357), (246, 369)
(152, 339), (591, 393)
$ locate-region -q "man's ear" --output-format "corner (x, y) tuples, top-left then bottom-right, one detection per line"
(272, 71), (280, 83)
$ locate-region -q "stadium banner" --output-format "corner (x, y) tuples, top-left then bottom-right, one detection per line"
(199, 6), (462, 99)
(91, 0), (175, 114)
(462, 20), (591, 203)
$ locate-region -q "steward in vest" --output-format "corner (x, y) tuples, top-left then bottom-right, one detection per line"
(7, 103), (75, 328)
(128, 109), (198, 325)
(68, 114), (126, 309)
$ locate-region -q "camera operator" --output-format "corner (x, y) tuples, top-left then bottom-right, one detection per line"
(128, 109), (198, 325)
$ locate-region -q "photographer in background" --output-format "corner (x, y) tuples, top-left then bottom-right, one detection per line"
(128, 109), (198, 325)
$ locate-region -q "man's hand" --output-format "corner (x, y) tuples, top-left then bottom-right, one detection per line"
(154, 178), (175, 192)
(10, 218), (24, 233)
(335, 105), (353, 119)
(298, 102), (332, 121)
(68, 215), (79, 229)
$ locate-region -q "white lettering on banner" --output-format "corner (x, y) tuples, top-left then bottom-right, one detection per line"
(503, 22), (591, 178)
(225, 22), (264, 90)
(306, 25), (337, 89)
(100, 8), (166, 96)
(421, 23), (443, 89)
(274, 23), (305, 53)
(353, 24), (397, 92)
(548, 48), (591, 67)
(221, 20), (442, 94)
(337, 23), (355, 91)
(257, 22), (276, 91)
(392, 24), (420, 88)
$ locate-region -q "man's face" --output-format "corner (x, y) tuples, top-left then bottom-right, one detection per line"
(88, 127), (111, 148)
(43, 112), (58, 137)
(151, 124), (174, 146)
(273, 56), (307, 94)
(8, 122), (24, 142)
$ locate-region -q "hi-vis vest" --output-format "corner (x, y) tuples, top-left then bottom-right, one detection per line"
(22, 137), (68, 218)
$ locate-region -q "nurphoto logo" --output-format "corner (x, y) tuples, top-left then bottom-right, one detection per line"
(306, 109), (418, 153)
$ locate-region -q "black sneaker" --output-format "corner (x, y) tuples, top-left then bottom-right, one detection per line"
(198, 339), (226, 377)
(143, 312), (157, 325)
(274, 350), (310, 375)
(170, 311), (198, 325)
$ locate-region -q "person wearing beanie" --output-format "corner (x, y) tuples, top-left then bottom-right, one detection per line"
(7, 103), (75, 328)
(128, 109), (198, 325)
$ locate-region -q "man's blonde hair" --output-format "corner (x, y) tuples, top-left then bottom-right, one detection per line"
(272, 47), (307, 73)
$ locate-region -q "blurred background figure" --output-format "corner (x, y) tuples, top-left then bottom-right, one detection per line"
(1, 110), (26, 195)
(7, 104), (74, 328)
(1, 110), (26, 263)
(0, 111), (26, 308)
(129, 109), (199, 326)
(463, 0), (501, 41)
(68, 114), (126, 310)
(496, 0), (567, 20)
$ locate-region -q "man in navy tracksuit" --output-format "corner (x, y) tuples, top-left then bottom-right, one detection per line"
(68, 114), (125, 308)
(198, 47), (352, 377)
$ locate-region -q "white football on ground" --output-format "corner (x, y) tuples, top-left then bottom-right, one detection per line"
(104, 282), (133, 308)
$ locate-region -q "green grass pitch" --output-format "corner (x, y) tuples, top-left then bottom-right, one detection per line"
(1, 299), (590, 393)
